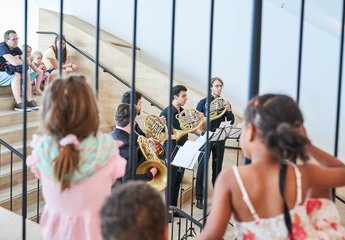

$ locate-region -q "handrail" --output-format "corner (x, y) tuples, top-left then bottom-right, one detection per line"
(36, 31), (163, 111)
(110, 41), (141, 51)
(0, 139), (23, 159)
(169, 205), (203, 229)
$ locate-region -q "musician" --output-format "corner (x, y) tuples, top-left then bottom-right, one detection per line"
(195, 77), (235, 209)
(111, 103), (157, 187)
(121, 90), (145, 136)
(160, 85), (188, 208)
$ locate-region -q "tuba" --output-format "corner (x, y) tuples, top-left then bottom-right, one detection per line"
(136, 136), (167, 191)
(144, 115), (168, 143)
(173, 109), (205, 141)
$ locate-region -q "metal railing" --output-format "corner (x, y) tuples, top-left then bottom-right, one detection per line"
(36, 31), (163, 111)
(0, 139), (41, 222)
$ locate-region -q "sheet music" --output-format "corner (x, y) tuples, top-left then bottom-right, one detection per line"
(171, 141), (200, 170)
(210, 127), (227, 141)
(194, 131), (214, 149)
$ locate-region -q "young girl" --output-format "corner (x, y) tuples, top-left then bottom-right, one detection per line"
(42, 35), (78, 81)
(32, 51), (51, 88)
(27, 75), (126, 240)
(20, 45), (43, 95)
(197, 94), (345, 240)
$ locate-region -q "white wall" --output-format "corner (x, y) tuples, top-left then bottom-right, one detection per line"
(0, 0), (39, 51)
(6, 0), (345, 160)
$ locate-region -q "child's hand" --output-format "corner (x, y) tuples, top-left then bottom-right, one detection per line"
(65, 67), (73, 72)
(39, 64), (46, 71)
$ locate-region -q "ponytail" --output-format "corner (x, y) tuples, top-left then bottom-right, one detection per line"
(53, 144), (80, 191)
(266, 122), (310, 163)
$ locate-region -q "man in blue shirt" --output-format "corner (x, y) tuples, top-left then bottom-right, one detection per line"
(0, 30), (39, 111)
(195, 77), (235, 209)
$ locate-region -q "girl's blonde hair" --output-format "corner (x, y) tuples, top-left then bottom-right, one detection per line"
(33, 51), (43, 58)
(41, 75), (100, 191)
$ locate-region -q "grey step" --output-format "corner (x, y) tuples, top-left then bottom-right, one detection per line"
(0, 141), (31, 167)
(0, 181), (43, 214)
(0, 110), (40, 126)
(0, 122), (40, 146)
(0, 162), (36, 190)
(0, 86), (12, 96)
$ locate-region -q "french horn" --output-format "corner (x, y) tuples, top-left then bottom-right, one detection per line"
(209, 97), (227, 121)
(173, 109), (205, 141)
(136, 136), (167, 191)
(144, 115), (168, 143)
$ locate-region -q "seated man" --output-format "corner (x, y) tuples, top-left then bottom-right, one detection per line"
(100, 181), (168, 240)
(111, 103), (157, 184)
(0, 30), (39, 111)
(121, 90), (145, 136)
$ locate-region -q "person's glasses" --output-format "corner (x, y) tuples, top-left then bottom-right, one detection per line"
(213, 85), (223, 88)
(9, 38), (20, 42)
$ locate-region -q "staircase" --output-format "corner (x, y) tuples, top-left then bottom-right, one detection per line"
(0, 86), (44, 222)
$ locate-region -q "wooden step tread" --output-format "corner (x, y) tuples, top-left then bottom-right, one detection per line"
(0, 178), (40, 202)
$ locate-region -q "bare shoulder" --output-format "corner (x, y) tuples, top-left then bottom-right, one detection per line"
(216, 167), (237, 191)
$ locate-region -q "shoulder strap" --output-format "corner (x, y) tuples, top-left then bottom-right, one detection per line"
(279, 163), (293, 238)
(290, 163), (302, 206)
(232, 166), (260, 222)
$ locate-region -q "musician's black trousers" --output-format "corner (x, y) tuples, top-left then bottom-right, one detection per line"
(196, 140), (226, 200)
(169, 165), (184, 207)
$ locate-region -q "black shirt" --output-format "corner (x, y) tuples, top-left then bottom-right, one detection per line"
(160, 105), (188, 147)
(111, 128), (153, 182)
(196, 96), (235, 131)
(0, 42), (22, 66)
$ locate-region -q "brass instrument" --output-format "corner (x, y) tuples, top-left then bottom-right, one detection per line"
(198, 97), (227, 132)
(136, 136), (167, 191)
(209, 97), (227, 121)
(174, 109), (205, 141)
(144, 115), (168, 143)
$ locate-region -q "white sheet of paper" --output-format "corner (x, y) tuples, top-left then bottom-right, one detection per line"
(171, 141), (200, 169)
(210, 128), (226, 141)
(194, 131), (213, 149)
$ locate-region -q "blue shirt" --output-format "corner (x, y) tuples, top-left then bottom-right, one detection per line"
(196, 96), (235, 131)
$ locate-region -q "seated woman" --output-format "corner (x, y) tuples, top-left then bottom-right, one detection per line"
(42, 35), (78, 81)
(197, 94), (345, 240)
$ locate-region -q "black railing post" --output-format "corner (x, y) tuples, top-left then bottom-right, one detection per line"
(248, 0), (262, 100)
(22, 0), (29, 239)
(203, 0), (215, 225)
(95, 0), (101, 97)
(166, 0), (176, 215)
(296, 0), (305, 104)
(129, 0), (138, 179)
(58, 0), (64, 76)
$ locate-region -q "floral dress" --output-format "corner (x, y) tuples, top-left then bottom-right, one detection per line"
(232, 165), (345, 240)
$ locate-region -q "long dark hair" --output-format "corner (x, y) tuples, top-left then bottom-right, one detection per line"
(51, 35), (67, 63)
(245, 94), (310, 237)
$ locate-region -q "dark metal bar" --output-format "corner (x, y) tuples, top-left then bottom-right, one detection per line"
(334, 0), (345, 158)
(332, 0), (345, 202)
(36, 31), (163, 110)
(36, 180), (40, 223)
(10, 152), (13, 211)
(129, 0), (138, 179)
(95, 0), (101, 97)
(296, 0), (305, 104)
(22, 0), (29, 238)
(248, 0), (262, 99)
(58, 0), (64, 76)
(166, 0), (176, 216)
(336, 194), (345, 205)
(0, 140), (23, 158)
(202, 0), (215, 225)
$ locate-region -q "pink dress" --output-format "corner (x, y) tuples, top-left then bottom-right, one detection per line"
(27, 133), (126, 240)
